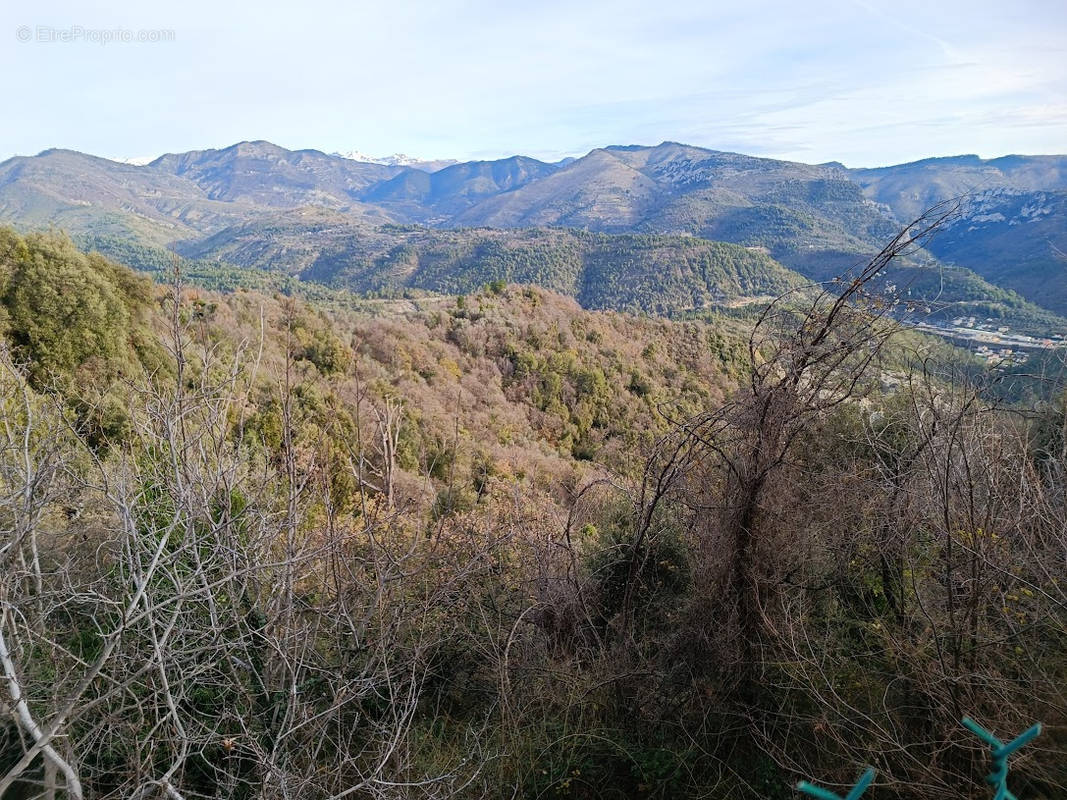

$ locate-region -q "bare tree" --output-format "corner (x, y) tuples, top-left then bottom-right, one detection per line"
(0, 278), (476, 799)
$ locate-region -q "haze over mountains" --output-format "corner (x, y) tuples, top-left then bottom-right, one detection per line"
(1, 139), (1064, 323)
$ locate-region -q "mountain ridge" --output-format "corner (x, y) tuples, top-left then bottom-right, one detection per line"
(1, 139), (1064, 318)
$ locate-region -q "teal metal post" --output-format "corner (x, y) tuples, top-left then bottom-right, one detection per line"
(797, 767), (875, 800)
(961, 717), (1042, 800)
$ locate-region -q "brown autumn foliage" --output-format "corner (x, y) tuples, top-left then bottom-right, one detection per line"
(0, 224), (1064, 799)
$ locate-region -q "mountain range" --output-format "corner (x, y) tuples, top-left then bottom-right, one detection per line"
(1, 139), (1064, 324)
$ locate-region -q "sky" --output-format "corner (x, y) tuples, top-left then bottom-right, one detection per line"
(2, 0), (1065, 167)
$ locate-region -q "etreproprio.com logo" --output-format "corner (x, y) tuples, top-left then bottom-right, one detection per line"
(16, 25), (176, 44)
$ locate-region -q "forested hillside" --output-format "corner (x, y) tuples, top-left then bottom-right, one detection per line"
(1, 229), (1064, 799)
(171, 215), (803, 313)
(75, 212), (1066, 335)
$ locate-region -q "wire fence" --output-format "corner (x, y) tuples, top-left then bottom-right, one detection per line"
(796, 718), (1043, 800)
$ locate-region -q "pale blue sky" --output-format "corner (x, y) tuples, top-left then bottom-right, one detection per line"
(2, 0), (1065, 166)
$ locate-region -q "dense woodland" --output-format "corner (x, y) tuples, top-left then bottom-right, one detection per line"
(81, 224), (805, 316)
(0, 224), (1065, 799)
(75, 217), (1065, 336)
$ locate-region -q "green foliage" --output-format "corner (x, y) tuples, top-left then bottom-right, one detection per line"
(431, 485), (475, 520)
(2, 231), (130, 385)
(628, 369), (653, 397)
(178, 222), (804, 317)
(586, 503), (690, 630)
(0, 227), (163, 447)
(292, 311), (351, 375)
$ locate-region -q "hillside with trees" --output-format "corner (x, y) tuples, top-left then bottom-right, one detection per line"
(171, 215), (805, 314)
(1, 226), (1064, 799)
(74, 211), (1067, 336)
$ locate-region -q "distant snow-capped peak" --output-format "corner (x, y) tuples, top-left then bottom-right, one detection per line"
(333, 150), (421, 166)
(332, 150), (458, 171)
(114, 156), (155, 166)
